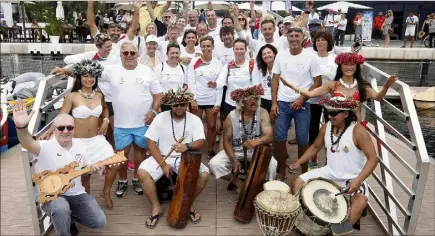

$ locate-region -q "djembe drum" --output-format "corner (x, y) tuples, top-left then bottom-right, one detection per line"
(263, 180), (290, 193)
(254, 190), (301, 236)
(294, 178), (350, 236)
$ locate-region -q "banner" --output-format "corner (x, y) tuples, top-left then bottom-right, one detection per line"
(362, 10), (373, 42)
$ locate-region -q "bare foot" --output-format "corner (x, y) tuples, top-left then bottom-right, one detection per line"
(100, 191), (113, 210)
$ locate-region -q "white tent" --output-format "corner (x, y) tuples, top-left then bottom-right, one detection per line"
(318, 1), (372, 13)
(237, 3), (261, 11)
(271, 1), (302, 12)
(194, 1), (230, 11)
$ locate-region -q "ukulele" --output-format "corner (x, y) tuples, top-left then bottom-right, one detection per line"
(32, 151), (127, 203)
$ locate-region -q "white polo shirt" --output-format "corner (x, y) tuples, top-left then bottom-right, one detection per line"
(272, 49), (322, 103)
(101, 63), (163, 128)
(35, 138), (89, 196)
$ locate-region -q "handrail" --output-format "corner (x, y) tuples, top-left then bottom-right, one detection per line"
(21, 73), (74, 236)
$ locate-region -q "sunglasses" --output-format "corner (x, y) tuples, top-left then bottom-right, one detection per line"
(122, 51), (137, 56)
(328, 110), (344, 117)
(164, 16), (172, 19)
(238, 18), (246, 21)
(173, 103), (188, 108)
(56, 125), (75, 132)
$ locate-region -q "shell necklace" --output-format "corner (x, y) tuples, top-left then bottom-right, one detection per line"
(339, 78), (358, 89)
(78, 90), (95, 99)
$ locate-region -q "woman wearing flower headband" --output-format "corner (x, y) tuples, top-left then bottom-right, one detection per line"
(46, 60), (118, 209)
(279, 52), (397, 120)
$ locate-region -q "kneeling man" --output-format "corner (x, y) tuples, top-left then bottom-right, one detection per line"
(137, 88), (209, 229)
(12, 101), (106, 235)
(209, 85), (277, 190)
(290, 97), (378, 225)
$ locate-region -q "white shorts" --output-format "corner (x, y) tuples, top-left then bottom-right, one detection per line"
(79, 135), (114, 175)
(138, 155), (209, 182)
(299, 166), (369, 198)
(208, 150), (278, 181)
(405, 27), (416, 36)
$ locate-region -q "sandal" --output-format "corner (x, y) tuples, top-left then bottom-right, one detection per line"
(288, 138), (297, 145)
(145, 211), (163, 229)
(189, 210), (201, 224)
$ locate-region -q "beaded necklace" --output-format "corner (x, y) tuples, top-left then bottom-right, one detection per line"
(78, 90), (95, 99)
(170, 111), (187, 142)
(239, 110), (257, 140)
(330, 123), (350, 153)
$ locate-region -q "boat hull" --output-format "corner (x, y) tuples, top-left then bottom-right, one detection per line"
(414, 100), (435, 110)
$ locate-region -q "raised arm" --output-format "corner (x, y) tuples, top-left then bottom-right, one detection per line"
(12, 100), (41, 155)
(280, 78), (334, 98)
(163, 1), (172, 11)
(366, 75), (397, 101)
(87, 0), (98, 37)
(250, 0), (256, 21)
(126, 2), (142, 40)
(147, 1), (157, 21)
(182, 0), (189, 20)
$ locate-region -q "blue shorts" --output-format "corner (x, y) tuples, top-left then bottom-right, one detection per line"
(274, 101), (311, 144)
(114, 126), (149, 150)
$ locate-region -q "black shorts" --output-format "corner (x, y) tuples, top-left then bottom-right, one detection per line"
(261, 98), (272, 113)
(221, 86), (228, 106)
(198, 105), (215, 110)
(221, 102), (236, 120)
(106, 102), (114, 117)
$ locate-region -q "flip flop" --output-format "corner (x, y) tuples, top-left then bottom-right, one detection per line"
(288, 139), (297, 145)
(189, 210), (201, 224)
(145, 211), (163, 229)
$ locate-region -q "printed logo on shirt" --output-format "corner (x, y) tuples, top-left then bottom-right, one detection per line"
(296, 64), (305, 70)
(198, 70), (204, 76)
(57, 153), (62, 156)
(120, 78), (125, 84)
(209, 70), (217, 76)
(136, 77), (144, 84)
(284, 63), (289, 70)
(326, 65), (334, 73)
(75, 154), (83, 162)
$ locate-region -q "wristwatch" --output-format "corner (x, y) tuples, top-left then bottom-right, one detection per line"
(186, 143), (192, 151)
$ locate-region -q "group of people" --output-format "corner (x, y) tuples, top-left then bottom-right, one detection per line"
(13, 1), (399, 235)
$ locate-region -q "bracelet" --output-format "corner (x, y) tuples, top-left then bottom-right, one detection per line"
(16, 124), (29, 129)
(151, 110), (158, 116)
(103, 118), (110, 123)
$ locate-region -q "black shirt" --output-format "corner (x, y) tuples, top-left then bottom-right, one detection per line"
(155, 18), (167, 37)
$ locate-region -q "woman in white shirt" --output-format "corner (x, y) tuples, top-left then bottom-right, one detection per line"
(155, 42), (187, 111)
(140, 35), (163, 71)
(336, 14), (347, 46)
(252, 44), (278, 113)
(180, 29), (202, 67)
(188, 36), (223, 158)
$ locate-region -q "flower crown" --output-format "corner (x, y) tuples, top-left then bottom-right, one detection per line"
(161, 87), (195, 105)
(94, 33), (111, 46)
(319, 96), (359, 110)
(72, 59), (104, 78)
(335, 53), (365, 65)
(231, 84), (264, 102)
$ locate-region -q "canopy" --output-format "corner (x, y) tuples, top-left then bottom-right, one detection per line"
(113, 2), (180, 11)
(237, 3), (261, 11)
(318, 1), (372, 13)
(271, 1), (302, 12)
(194, 1), (230, 11)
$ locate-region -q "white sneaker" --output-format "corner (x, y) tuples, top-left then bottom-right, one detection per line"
(376, 44), (379, 47)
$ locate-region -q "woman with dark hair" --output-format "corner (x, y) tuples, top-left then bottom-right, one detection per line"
(180, 29), (201, 66)
(252, 44), (278, 113)
(279, 53), (397, 120)
(156, 42), (187, 111)
(44, 60), (118, 209)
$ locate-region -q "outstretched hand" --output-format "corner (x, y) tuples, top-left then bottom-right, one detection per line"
(384, 75), (397, 88)
(12, 100), (34, 128)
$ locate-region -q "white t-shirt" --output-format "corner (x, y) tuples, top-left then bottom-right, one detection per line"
(118, 34), (146, 56)
(213, 42), (250, 65)
(251, 65), (272, 100)
(311, 53), (337, 104)
(180, 46), (202, 67)
(325, 14), (339, 27)
(338, 19), (348, 31)
(272, 49), (322, 102)
(217, 60), (260, 107)
(405, 16), (419, 30)
(155, 62), (187, 92)
(35, 138), (90, 196)
(238, 31), (287, 59)
(101, 63), (163, 128)
(187, 57), (223, 106)
(145, 111), (205, 156)
(208, 25), (221, 42)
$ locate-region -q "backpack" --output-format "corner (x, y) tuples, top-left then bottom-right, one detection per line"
(161, 62), (185, 74)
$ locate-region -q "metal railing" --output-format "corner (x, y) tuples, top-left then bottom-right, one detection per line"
(21, 73), (74, 235)
(360, 62), (431, 235)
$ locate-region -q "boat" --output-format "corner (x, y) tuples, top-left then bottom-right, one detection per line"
(414, 87), (435, 110)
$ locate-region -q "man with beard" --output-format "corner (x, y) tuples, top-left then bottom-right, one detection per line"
(88, 0), (122, 45)
(137, 87), (209, 229)
(209, 85), (277, 190)
(271, 27), (322, 180)
(290, 96), (378, 226)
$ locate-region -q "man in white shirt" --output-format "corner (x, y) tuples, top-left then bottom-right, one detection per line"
(185, 10), (199, 31)
(196, 22), (209, 38)
(213, 26), (249, 65)
(402, 11), (419, 48)
(12, 106), (106, 236)
(324, 9), (339, 39)
(271, 27), (322, 180)
(206, 10), (221, 42)
(137, 88), (209, 229)
(100, 41), (163, 198)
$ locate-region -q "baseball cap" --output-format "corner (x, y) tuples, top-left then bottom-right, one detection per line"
(283, 16), (294, 24)
(308, 18), (322, 26)
(145, 35), (158, 43)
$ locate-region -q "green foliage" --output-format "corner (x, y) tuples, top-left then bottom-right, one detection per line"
(44, 18), (64, 36)
(25, 2), (56, 22)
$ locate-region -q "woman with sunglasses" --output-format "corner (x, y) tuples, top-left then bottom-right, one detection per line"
(279, 52), (397, 121)
(252, 44), (278, 113)
(237, 13), (252, 41)
(180, 29), (201, 67)
(188, 36), (223, 158)
(156, 42), (187, 111)
(47, 60), (118, 209)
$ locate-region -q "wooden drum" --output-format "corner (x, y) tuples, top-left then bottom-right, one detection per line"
(254, 190), (301, 236)
(263, 180), (290, 193)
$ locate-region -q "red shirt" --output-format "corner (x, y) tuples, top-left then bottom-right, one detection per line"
(254, 17), (261, 30)
(374, 15), (386, 30)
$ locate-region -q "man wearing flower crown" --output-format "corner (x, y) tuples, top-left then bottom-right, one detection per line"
(209, 85), (278, 190)
(289, 96), (379, 226)
(136, 87), (209, 229)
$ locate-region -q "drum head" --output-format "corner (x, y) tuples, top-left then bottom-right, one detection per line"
(256, 190), (300, 214)
(301, 179), (347, 224)
(263, 180), (290, 192)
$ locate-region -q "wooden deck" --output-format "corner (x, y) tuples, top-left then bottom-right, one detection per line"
(1, 129), (434, 235)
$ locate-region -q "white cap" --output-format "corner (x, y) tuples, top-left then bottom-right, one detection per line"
(283, 16), (294, 24)
(145, 35), (158, 43)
